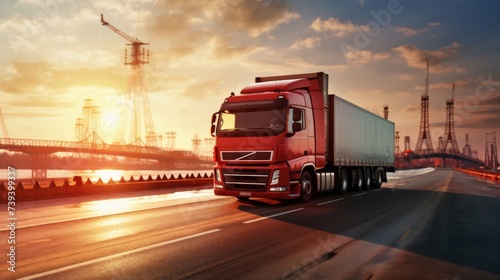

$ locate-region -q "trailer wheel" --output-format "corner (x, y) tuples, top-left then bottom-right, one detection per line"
(373, 169), (383, 189)
(353, 169), (363, 192)
(339, 169), (348, 195)
(299, 171), (313, 203)
(364, 168), (372, 190)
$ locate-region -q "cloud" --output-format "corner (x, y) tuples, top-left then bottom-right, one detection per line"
(147, 0), (299, 38)
(218, 0), (300, 37)
(143, 0), (299, 64)
(291, 37), (321, 49)
(454, 93), (500, 129)
(0, 60), (127, 103)
(311, 16), (369, 37)
(393, 43), (466, 73)
(343, 45), (390, 65)
(394, 73), (416, 81)
(180, 79), (225, 99)
(395, 22), (441, 37)
(415, 77), (477, 91)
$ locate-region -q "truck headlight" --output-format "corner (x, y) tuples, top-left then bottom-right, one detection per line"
(214, 168), (222, 182)
(270, 170), (280, 185)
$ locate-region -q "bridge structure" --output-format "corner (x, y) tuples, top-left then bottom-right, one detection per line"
(401, 151), (484, 168)
(0, 137), (213, 179)
(397, 62), (487, 169)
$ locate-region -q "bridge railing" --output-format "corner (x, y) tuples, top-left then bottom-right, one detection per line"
(0, 137), (198, 158)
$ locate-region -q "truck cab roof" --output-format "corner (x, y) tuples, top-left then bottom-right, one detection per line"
(240, 78), (311, 94)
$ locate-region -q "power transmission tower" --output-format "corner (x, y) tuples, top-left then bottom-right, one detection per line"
(383, 104), (389, 119)
(437, 137), (444, 152)
(165, 131), (177, 151)
(75, 99), (102, 144)
(462, 134), (471, 156)
(0, 107), (9, 138)
(203, 137), (215, 158)
(404, 136), (411, 152)
(485, 132), (498, 170)
(441, 83), (459, 153)
(192, 134), (202, 155)
(395, 131), (401, 156)
(101, 14), (157, 147)
(414, 59), (434, 154)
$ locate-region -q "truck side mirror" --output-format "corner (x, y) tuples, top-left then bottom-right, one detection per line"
(292, 122), (302, 132)
(210, 112), (219, 137)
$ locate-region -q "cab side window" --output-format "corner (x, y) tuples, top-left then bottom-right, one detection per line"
(288, 107), (305, 134)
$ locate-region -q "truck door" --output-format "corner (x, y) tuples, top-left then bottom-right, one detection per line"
(286, 107), (309, 170)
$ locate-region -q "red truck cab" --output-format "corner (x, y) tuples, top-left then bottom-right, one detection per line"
(210, 73), (329, 201)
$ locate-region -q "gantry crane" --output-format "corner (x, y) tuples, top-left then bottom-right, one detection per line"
(0, 107), (9, 138)
(101, 14), (157, 147)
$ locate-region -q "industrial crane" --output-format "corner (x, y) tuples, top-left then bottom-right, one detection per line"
(101, 14), (157, 147)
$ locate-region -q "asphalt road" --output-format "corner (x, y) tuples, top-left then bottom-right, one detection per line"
(2, 168), (500, 279)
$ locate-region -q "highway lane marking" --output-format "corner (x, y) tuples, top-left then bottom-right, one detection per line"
(18, 229), (221, 280)
(316, 198), (345, 205)
(352, 192), (367, 197)
(243, 208), (305, 224)
(398, 227), (413, 244)
(1, 192), (229, 232)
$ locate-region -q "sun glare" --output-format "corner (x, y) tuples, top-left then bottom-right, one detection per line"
(93, 169), (124, 183)
(101, 111), (120, 136)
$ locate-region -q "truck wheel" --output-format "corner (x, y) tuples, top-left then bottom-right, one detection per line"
(364, 168), (372, 190)
(299, 172), (313, 202)
(339, 169), (348, 195)
(373, 169), (383, 189)
(353, 169), (363, 192)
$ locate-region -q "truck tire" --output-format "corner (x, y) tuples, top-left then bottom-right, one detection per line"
(364, 168), (372, 190)
(339, 169), (348, 195)
(373, 169), (383, 189)
(352, 169), (363, 192)
(299, 171), (313, 203)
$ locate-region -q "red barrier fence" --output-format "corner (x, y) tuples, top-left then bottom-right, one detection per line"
(1, 172), (214, 202)
(456, 168), (500, 182)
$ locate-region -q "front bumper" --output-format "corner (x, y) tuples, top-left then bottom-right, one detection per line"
(214, 188), (299, 200)
(213, 162), (297, 200)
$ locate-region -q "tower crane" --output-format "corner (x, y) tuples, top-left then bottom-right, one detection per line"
(0, 107), (9, 138)
(101, 14), (157, 147)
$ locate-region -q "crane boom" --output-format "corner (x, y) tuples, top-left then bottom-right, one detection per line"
(101, 14), (148, 45)
(100, 14), (157, 147)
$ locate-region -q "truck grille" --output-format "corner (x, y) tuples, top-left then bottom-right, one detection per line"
(221, 151), (273, 161)
(222, 168), (270, 192)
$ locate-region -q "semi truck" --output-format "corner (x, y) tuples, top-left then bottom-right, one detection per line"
(210, 72), (395, 202)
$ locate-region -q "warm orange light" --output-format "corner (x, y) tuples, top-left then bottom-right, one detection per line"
(92, 169), (124, 183)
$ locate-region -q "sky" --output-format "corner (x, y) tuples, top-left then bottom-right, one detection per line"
(0, 0), (499, 160)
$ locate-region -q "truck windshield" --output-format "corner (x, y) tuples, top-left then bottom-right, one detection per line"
(217, 99), (287, 137)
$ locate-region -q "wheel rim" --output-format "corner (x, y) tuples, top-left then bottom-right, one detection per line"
(341, 174), (347, 192)
(303, 179), (312, 195)
(365, 170), (371, 189)
(357, 170), (363, 190)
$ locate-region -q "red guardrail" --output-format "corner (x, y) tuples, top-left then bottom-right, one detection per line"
(456, 168), (500, 182)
